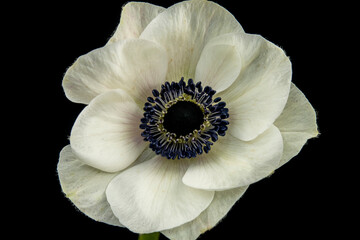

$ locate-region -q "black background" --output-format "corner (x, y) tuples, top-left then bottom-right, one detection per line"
(14, 0), (348, 239)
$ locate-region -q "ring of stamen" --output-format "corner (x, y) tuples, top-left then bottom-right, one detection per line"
(140, 78), (229, 160)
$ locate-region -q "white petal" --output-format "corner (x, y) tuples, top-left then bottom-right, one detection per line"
(106, 155), (215, 233)
(63, 39), (168, 104)
(107, 2), (165, 43)
(70, 89), (146, 172)
(183, 125), (283, 190)
(162, 186), (248, 240)
(217, 33), (292, 141)
(140, 0), (244, 82)
(195, 41), (241, 92)
(57, 145), (122, 227)
(274, 83), (319, 167)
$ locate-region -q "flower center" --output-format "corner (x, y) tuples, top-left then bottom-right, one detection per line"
(163, 101), (204, 136)
(140, 78), (229, 160)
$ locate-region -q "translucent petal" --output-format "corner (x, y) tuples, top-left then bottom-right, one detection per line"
(140, 0), (244, 82)
(183, 125), (283, 190)
(217, 33), (292, 141)
(70, 89), (146, 172)
(57, 145), (122, 227)
(274, 83), (319, 167)
(63, 39), (168, 105)
(162, 186), (248, 240)
(107, 2), (165, 43)
(106, 155), (214, 233)
(195, 42), (241, 92)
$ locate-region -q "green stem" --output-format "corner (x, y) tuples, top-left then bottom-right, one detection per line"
(138, 232), (160, 240)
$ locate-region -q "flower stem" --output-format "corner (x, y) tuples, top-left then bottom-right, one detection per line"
(138, 232), (160, 240)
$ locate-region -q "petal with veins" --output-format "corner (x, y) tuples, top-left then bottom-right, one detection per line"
(106, 155), (214, 233)
(70, 89), (146, 172)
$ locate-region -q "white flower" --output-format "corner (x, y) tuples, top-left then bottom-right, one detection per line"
(58, 0), (318, 239)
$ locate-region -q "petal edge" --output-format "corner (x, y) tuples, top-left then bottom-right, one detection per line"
(274, 83), (319, 167)
(106, 155), (214, 233)
(161, 186), (248, 240)
(218, 33), (292, 141)
(107, 2), (165, 43)
(183, 125), (283, 190)
(140, 0), (244, 82)
(58, 145), (122, 227)
(70, 89), (146, 172)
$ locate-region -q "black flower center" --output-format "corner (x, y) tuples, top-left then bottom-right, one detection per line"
(163, 101), (204, 136)
(139, 78), (229, 160)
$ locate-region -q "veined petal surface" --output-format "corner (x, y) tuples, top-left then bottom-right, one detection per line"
(216, 33), (292, 141)
(106, 155), (215, 233)
(140, 0), (244, 82)
(63, 39), (168, 105)
(58, 145), (122, 227)
(70, 89), (146, 172)
(195, 40), (242, 93)
(274, 83), (318, 167)
(162, 186), (248, 240)
(107, 2), (165, 43)
(183, 125), (283, 190)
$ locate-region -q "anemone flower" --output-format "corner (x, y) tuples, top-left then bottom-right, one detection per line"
(58, 1), (318, 239)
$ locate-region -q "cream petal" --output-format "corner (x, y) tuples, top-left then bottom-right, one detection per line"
(162, 186), (248, 240)
(107, 2), (165, 43)
(216, 33), (292, 141)
(274, 83), (319, 167)
(70, 89), (146, 172)
(105, 155), (215, 233)
(57, 145), (122, 227)
(195, 41), (241, 92)
(140, 0), (244, 82)
(63, 39), (168, 105)
(183, 125), (283, 190)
